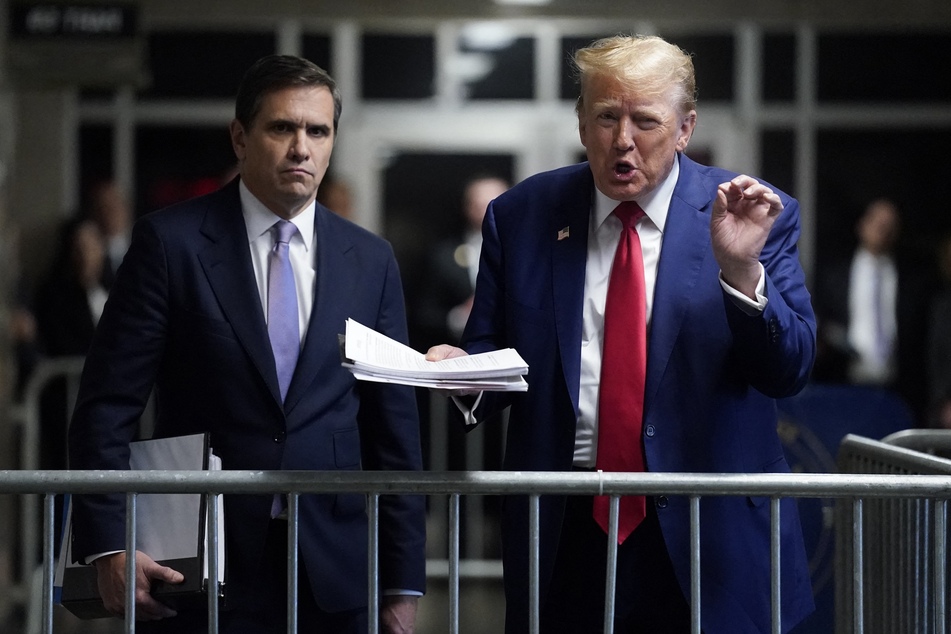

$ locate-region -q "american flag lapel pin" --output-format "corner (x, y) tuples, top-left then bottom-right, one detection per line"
(557, 226), (570, 241)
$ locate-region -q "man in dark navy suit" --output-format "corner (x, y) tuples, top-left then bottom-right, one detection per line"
(68, 55), (425, 634)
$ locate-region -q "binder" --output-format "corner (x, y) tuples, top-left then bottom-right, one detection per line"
(56, 433), (225, 619)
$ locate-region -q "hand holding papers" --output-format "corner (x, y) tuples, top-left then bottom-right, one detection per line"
(342, 318), (528, 391)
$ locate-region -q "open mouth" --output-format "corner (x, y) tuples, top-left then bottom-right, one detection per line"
(614, 161), (635, 176)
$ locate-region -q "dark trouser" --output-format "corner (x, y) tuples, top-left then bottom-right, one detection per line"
(540, 495), (693, 634)
(140, 519), (368, 634)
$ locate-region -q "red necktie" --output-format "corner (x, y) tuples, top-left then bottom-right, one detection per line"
(593, 201), (648, 544)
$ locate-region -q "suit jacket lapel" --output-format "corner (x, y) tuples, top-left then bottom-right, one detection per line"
(645, 155), (714, 411)
(283, 207), (353, 414)
(552, 167), (595, 417)
(197, 181), (283, 407)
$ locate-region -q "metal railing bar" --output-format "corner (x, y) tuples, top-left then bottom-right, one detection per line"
(853, 497), (864, 634)
(207, 491), (221, 634)
(125, 492), (137, 633)
(449, 493), (460, 634)
(42, 493), (54, 634)
(286, 492), (298, 634)
(529, 493), (540, 634)
(770, 496), (781, 634)
(5, 470), (951, 498)
(368, 493), (380, 634)
(689, 496), (700, 634)
(935, 498), (947, 634)
(602, 495), (619, 634)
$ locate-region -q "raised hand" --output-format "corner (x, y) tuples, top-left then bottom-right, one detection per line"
(710, 175), (784, 298)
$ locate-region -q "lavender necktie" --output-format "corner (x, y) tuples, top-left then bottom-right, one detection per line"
(267, 219), (300, 402)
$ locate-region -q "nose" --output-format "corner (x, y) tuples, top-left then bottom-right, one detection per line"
(613, 119), (635, 151)
(289, 130), (310, 161)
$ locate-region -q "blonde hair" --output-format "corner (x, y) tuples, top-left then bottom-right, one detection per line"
(573, 35), (697, 115)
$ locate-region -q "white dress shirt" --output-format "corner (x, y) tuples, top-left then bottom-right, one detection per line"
(240, 181), (317, 344)
(847, 247), (897, 384)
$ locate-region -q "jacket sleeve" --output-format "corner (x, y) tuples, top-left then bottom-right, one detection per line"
(723, 196), (818, 398)
(68, 217), (170, 560)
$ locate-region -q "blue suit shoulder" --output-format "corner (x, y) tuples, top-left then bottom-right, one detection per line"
(493, 162), (592, 217)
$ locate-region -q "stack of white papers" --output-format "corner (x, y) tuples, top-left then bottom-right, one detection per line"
(342, 318), (528, 391)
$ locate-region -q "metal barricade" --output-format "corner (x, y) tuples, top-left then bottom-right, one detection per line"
(3, 468), (951, 634)
(4, 356), (154, 624)
(836, 432), (951, 634)
(4, 357), (86, 617)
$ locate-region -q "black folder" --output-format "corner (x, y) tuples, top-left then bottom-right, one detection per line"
(56, 433), (225, 619)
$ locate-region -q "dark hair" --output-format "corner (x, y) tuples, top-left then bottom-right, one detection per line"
(234, 54), (342, 132)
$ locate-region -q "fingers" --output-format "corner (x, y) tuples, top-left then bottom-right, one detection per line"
(134, 593), (179, 621)
(720, 175), (784, 215)
(144, 560), (186, 585)
(425, 344), (467, 361)
(94, 551), (182, 621)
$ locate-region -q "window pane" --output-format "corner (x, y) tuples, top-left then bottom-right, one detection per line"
(362, 34), (435, 100)
(763, 34), (796, 103)
(760, 129), (796, 195)
(143, 31), (275, 99)
(818, 33), (951, 103)
(79, 124), (113, 206)
(302, 33), (332, 75)
(459, 33), (535, 100)
(665, 34), (734, 103)
(135, 126), (237, 213)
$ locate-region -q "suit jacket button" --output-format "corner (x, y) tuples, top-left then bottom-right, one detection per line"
(655, 495), (668, 509)
(273, 431), (286, 443)
(645, 424), (656, 437)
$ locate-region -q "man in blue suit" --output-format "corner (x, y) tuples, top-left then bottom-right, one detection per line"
(428, 35), (816, 633)
(68, 55), (425, 633)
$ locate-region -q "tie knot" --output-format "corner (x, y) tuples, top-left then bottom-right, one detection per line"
(273, 219), (297, 245)
(613, 201), (644, 229)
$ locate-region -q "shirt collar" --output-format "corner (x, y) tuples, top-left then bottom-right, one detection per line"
(239, 179), (315, 251)
(592, 152), (681, 232)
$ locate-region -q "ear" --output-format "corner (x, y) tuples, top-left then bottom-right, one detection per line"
(578, 111), (589, 149)
(676, 111), (697, 152)
(229, 119), (247, 161)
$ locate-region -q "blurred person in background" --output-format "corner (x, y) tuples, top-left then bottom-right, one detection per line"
(35, 218), (108, 358)
(34, 217), (109, 471)
(415, 174), (509, 349)
(813, 198), (932, 422)
(85, 180), (133, 289)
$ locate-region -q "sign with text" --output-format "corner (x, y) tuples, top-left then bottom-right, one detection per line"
(10, 3), (137, 38)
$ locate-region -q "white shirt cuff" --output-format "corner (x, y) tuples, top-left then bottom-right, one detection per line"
(719, 263), (768, 315)
(84, 549), (123, 565)
(383, 589), (424, 597)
